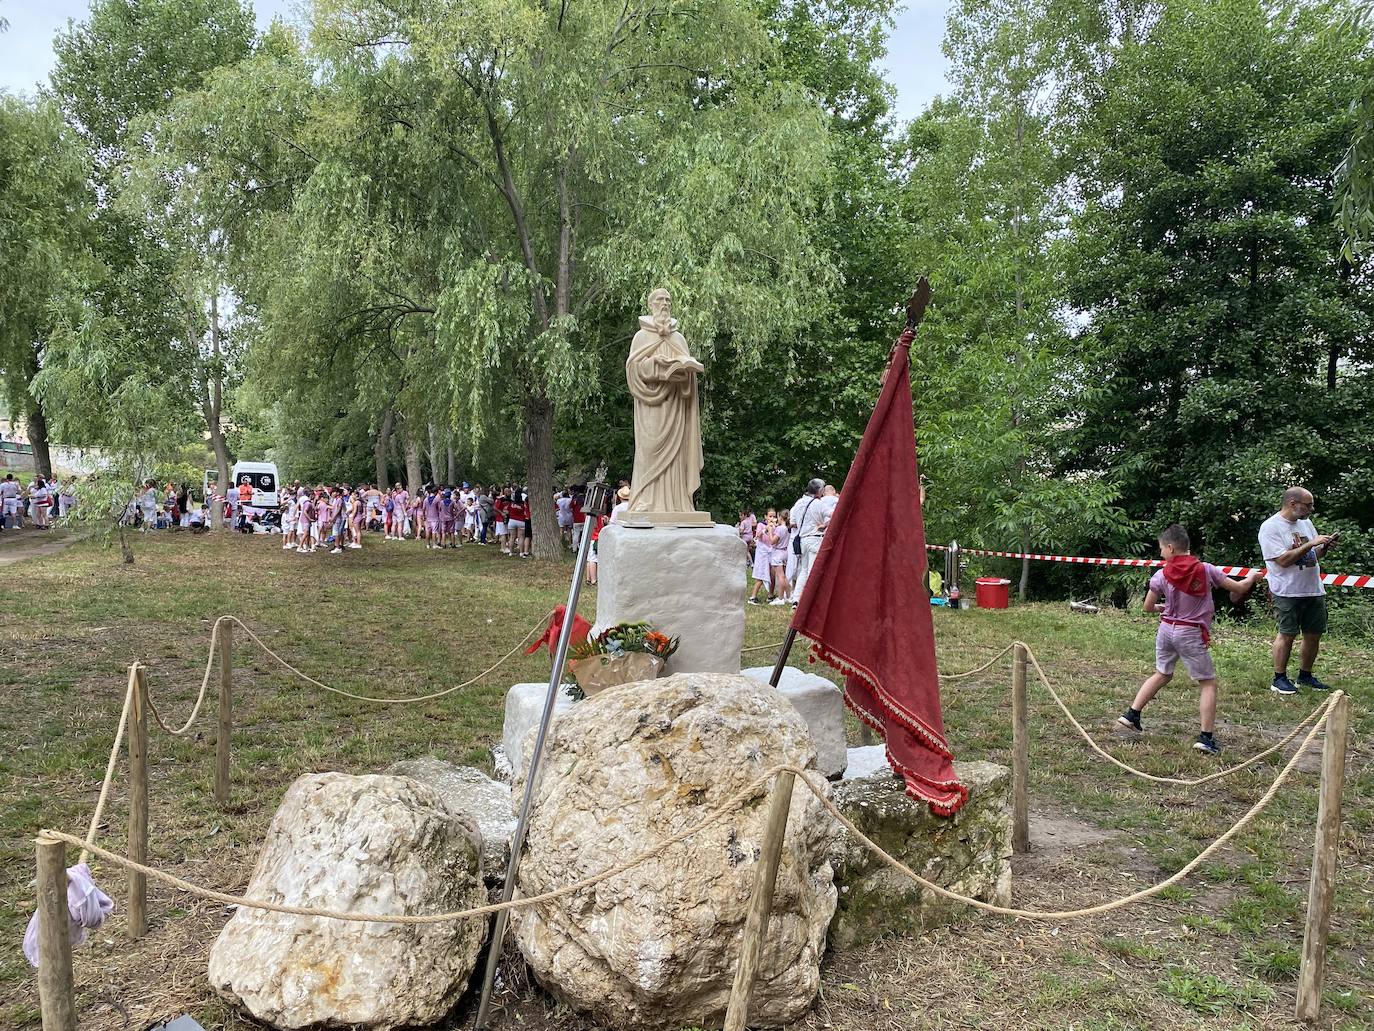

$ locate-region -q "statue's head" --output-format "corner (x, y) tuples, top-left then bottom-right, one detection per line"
(647, 288), (673, 331)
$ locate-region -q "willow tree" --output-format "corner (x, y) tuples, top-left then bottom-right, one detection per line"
(0, 96), (92, 478)
(145, 0), (835, 557)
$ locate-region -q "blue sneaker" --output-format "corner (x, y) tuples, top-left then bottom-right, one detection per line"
(1297, 671), (1331, 692)
(1271, 673), (1299, 696)
(1194, 735), (1221, 756)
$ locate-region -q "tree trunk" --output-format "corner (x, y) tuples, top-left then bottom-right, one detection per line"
(446, 443), (456, 485)
(403, 427), (422, 494)
(524, 393), (560, 560)
(205, 293), (230, 530)
(427, 422), (442, 484)
(26, 396), (54, 480)
(374, 408), (394, 488)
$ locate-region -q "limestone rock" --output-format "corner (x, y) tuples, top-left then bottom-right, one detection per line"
(742, 665), (847, 778)
(593, 523), (746, 674)
(502, 682), (579, 780)
(512, 672), (837, 1030)
(828, 749), (1011, 949)
(208, 773), (486, 1030)
(386, 758), (515, 883)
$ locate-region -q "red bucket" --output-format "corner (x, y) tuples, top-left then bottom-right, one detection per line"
(975, 577), (1011, 609)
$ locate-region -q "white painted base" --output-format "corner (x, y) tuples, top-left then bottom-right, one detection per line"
(743, 665), (848, 778)
(594, 523), (746, 675)
(502, 682), (579, 781)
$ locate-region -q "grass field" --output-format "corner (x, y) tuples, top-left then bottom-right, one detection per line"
(1, 530), (1370, 1031)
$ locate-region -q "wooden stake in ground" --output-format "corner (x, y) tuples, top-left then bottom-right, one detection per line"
(127, 663), (149, 939)
(1295, 691), (1349, 1023)
(722, 769), (795, 1031)
(35, 835), (77, 1031)
(1011, 642), (1029, 854)
(215, 622), (233, 806)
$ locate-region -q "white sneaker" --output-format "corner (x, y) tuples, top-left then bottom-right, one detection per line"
(768, 598), (786, 606)
(282, 543), (292, 550)
(331, 547), (343, 554)
(348, 542), (361, 549)
(296, 547), (308, 554)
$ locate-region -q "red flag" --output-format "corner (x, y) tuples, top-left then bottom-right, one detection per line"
(526, 604), (592, 656)
(791, 321), (967, 816)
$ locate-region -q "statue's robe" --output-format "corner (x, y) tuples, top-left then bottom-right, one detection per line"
(626, 316), (704, 515)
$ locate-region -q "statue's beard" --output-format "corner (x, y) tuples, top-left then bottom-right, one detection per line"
(651, 311), (673, 334)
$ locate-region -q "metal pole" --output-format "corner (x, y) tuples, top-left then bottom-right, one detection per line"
(473, 472), (606, 1030)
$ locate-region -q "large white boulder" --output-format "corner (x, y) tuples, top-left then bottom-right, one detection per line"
(386, 758), (515, 884)
(742, 665), (848, 778)
(593, 523), (746, 674)
(512, 672), (837, 1030)
(207, 773), (487, 1030)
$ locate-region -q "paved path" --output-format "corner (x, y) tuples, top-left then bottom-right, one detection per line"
(0, 530), (81, 567)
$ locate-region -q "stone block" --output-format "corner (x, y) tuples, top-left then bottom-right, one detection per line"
(827, 751), (1011, 949)
(743, 665), (847, 778)
(503, 682), (578, 780)
(593, 522), (746, 675)
(512, 672), (837, 1030)
(207, 773), (485, 1030)
(386, 758), (515, 884)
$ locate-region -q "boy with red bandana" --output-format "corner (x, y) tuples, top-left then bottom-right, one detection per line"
(1117, 525), (1260, 755)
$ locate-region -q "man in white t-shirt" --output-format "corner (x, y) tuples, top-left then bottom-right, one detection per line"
(1258, 486), (1337, 696)
(788, 478), (838, 604)
(0, 473), (19, 529)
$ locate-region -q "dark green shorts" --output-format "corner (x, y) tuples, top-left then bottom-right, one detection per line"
(1273, 594), (1327, 636)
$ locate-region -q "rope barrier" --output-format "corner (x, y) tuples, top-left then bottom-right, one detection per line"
(41, 693), (1339, 925)
(1015, 641), (1332, 787)
(143, 611), (555, 735)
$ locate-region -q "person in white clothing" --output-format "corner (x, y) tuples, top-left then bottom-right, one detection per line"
(1, 473), (21, 529)
(788, 478), (837, 604)
(1259, 486), (1337, 695)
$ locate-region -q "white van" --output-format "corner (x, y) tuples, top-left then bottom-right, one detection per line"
(230, 461), (281, 509)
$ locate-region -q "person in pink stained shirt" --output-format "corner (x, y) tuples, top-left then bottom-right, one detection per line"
(747, 509), (777, 605)
(1117, 524), (1260, 756)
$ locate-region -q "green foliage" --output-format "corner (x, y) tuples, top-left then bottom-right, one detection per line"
(0, 95), (93, 454)
(1066, 0), (1374, 579)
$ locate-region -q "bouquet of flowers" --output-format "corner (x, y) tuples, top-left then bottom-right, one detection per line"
(566, 622), (678, 698)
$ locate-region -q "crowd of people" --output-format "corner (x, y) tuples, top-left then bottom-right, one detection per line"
(0, 472), (78, 532)
(734, 478), (841, 607)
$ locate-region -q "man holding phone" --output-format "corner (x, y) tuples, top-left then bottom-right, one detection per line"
(1259, 486), (1337, 695)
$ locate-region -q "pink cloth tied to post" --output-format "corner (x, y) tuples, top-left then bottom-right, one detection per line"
(22, 863), (114, 967)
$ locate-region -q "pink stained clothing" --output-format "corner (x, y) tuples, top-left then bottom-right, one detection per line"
(23, 863), (114, 967)
(1155, 622), (1217, 681)
(1147, 563), (1230, 631)
(299, 499), (316, 529)
(752, 528), (774, 581)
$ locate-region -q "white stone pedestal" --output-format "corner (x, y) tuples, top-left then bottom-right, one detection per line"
(502, 682), (578, 780)
(594, 523), (746, 675)
(743, 666), (848, 778)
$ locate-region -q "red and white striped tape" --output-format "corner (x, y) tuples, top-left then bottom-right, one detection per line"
(925, 544), (1374, 589)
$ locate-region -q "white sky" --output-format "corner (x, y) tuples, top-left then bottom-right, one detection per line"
(0, 0), (950, 121)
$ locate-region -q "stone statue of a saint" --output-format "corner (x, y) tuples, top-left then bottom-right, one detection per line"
(622, 288), (713, 527)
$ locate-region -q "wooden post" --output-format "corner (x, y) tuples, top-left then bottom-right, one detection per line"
(215, 622), (233, 806)
(723, 770), (795, 1031)
(35, 836), (77, 1031)
(1011, 643), (1029, 854)
(1295, 692), (1349, 1023)
(127, 663), (148, 939)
